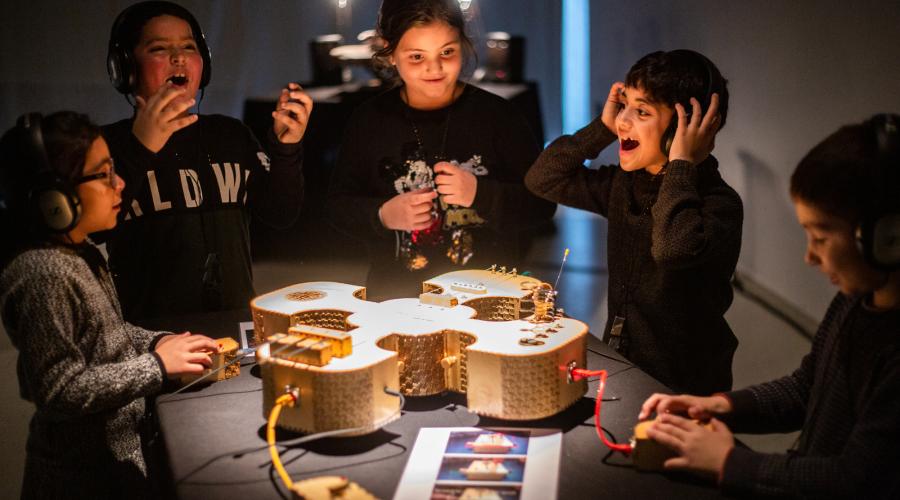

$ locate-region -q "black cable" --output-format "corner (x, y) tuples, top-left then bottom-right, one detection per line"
(588, 347), (634, 367)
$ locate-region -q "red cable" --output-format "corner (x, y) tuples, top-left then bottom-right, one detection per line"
(572, 368), (633, 454)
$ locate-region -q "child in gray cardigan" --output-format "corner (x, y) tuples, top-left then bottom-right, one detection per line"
(0, 111), (218, 499)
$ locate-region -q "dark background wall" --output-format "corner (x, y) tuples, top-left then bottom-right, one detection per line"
(0, 0), (562, 140)
(587, 0), (900, 318)
(2, 0), (899, 343)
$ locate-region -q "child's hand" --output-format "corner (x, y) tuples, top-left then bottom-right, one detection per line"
(639, 393), (732, 421)
(646, 414), (734, 481)
(132, 83), (198, 153)
(434, 162), (477, 207)
(379, 188), (438, 231)
(154, 332), (218, 379)
(668, 93), (721, 165)
(600, 82), (626, 134)
(272, 82), (313, 144)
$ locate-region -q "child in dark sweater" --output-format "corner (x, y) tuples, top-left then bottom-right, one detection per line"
(525, 50), (742, 394)
(640, 114), (900, 498)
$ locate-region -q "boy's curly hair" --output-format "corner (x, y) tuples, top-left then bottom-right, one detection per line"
(625, 50), (729, 130)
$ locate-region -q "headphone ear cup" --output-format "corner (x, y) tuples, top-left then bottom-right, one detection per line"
(107, 42), (133, 95)
(661, 115), (677, 156)
(858, 214), (900, 270)
(30, 175), (82, 234)
(197, 32), (212, 89)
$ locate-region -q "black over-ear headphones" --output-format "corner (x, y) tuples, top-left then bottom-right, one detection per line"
(17, 113), (82, 234)
(856, 113), (900, 270)
(107, 1), (212, 95)
(660, 50), (725, 156)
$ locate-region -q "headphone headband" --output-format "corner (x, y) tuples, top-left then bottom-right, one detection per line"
(10, 113), (83, 234)
(661, 50), (726, 156)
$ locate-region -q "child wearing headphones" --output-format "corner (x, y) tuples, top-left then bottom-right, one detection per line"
(101, 1), (313, 320)
(639, 114), (900, 498)
(525, 50), (742, 395)
(327, 0), (554, 300)
(0, 111), (219, 499)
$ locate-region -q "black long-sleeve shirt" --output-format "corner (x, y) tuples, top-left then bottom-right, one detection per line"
(100, 115), (303, 320)
(721, 293), (900, 498)
(525, 115), (743, 394)
(327, 84), (555, 300)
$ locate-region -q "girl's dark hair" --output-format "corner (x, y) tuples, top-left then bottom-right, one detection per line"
(791, 118), (898, 224)
(0, 111), (101, 266)
(625, 50), (729, 130)
(373, 0), (476, 84)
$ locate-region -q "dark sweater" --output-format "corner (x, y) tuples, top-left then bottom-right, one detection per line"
(100, 115), (303, 320)
(721, 293), (900, 498)
(327, 84), (555, 300)
(524, 116), (743, 394)
(0, 244), (168, 499)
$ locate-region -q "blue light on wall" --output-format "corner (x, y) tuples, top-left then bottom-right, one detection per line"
(562, 0), (590, 135)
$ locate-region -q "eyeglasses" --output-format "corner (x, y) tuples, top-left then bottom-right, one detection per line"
(76, 159), (120, 189)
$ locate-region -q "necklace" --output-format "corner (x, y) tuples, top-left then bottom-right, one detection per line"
(402, 86), (454, 164)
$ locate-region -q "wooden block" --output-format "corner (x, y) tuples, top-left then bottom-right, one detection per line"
(419, 292), (459, 307)
(632, 419), (712, 471)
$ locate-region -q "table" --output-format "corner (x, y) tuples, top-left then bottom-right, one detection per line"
(151, 312), (725, 499)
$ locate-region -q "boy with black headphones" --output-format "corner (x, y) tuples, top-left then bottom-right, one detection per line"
(525, 50), (742, 395)
(0, 111), (220, 498)
(101, 1), (312, 320)
(639, 114), (900, 498)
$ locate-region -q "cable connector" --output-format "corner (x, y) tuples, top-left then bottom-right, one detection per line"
(281, 385), (300, 407)
(565, 360), (578, 383)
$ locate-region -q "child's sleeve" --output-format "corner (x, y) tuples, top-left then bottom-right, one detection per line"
(124, 322), (170, 353)
(719, 351), (900, 498)
(524, 115), (617, 216)
(649, 157), (743, 268)
(468, 100), (555, 231)
(7, 269), (164, 419)
(246, 123), (305, 229)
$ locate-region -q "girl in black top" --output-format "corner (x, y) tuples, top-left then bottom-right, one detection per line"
(327, 0), (554, 300)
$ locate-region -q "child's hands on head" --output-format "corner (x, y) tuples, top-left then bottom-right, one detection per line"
(601, 82), (626, 134)
(155, 332), (219, 379)
(379, 188), (438, 231)
(132, 83), (199, 153)
(434, 162), (477, 207)
(638, 392), (732, 421)
(668, 93), (721, 165)
(272, 82), (313, 144)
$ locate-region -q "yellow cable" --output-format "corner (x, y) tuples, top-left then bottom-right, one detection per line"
(268, 393), (296, 490)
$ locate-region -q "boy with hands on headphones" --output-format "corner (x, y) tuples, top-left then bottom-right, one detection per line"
(525, 50), (742, 395)
(638, 115), (900, 498)
(102, 1), (312, 320)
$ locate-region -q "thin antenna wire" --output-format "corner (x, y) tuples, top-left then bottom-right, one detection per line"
(553, 248), (570, 290)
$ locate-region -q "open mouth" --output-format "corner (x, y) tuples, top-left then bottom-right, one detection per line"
(167, 74), (188, 86)
(621, 138), (639, 151)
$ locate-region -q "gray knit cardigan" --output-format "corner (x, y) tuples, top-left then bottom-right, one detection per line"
(0, 244), (167, 498)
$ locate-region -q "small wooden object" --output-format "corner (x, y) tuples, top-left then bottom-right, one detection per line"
(632, 418), (712, 471)
(179, 337), (240, 385)
(289, 475), (375, 500)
